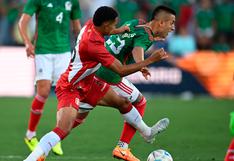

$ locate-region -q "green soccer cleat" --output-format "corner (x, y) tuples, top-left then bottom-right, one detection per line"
(52, 142), (63, 155)
(24, 137), (39, 151)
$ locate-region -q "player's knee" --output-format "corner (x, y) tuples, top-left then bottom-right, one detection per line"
(117, 97), (132, 114)
(37, 89), (50, 98)
(117, 97), (129, 107)
(56, 109), (77, 134)
(37, 83), (51, 98)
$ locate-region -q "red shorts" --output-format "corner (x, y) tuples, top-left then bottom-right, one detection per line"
(56, 77), (110, 111)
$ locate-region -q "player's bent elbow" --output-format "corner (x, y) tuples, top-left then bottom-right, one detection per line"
(116, 69), (126, 77)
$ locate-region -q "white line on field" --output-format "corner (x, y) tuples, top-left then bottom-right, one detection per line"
(0, 155), (109, 160)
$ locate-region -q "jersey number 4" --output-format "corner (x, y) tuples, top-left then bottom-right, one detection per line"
(56, 12), (63, 24)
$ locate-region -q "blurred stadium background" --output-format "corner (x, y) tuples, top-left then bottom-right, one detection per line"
(0, 0), (233, 161)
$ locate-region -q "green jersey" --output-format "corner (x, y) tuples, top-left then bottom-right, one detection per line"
(95, 19), (154, 84)
(23, 0), (81, 54)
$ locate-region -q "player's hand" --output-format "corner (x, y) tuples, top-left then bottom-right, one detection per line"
(149, 48), (168, 63)
(25, 42), (35, 58)
(141, 67), (151, 80)
(121, 25), (130, 32)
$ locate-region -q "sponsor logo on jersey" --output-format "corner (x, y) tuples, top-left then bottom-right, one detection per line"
(47, 3), (53, 8)
(121, 33), (136, 38)
(65, 1), (72, 11)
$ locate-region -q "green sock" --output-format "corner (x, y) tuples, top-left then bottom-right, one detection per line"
(230, 111), (234, 136)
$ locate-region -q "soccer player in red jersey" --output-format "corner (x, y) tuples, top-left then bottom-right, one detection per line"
(80, 6), (176, 161)
(24, 6), (168, 161)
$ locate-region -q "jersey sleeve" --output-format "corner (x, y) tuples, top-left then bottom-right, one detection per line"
(89, 41), (115, 67)
(23, 0), (40, 16)
(133, 31), (152, 51)
(71, 0), (81, 20)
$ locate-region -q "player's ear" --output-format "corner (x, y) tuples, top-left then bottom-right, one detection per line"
(102, 21), (108, 27)
(102, 22), (109, 31)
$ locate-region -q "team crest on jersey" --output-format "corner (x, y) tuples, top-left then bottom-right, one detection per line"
(47, 3), (53, 8)
(65, 1), (72, 11)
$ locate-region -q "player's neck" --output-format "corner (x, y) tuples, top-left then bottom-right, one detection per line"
(145, 21), (159, 37)
(93, 26), (105, 37)
(145, 22), (153, 31)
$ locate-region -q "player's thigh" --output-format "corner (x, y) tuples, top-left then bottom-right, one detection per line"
(35, 54), (53, 82)
(98, 87), (129, 109)
(53, 52), (71, 85)
(55, 87), (80, 132)
(80, 77), (111, 111)
(111, 77), (141, 103)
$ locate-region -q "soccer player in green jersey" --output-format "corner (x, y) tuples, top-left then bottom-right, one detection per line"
(18, 0), (81, 156)
(95, 5), (176, 161)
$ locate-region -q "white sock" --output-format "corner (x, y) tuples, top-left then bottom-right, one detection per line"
(26, 130), (36, 140)
(117, 141), (128, 149)
(24, 145), (44, 161)
(24, 131), (61, 161)
(122, 107), (151, 137)
(39, 131), (61, 156)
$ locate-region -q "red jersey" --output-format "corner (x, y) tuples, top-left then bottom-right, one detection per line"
(56, 19), (115, 99)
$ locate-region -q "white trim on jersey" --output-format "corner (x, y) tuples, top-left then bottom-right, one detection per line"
(72, 63), (101, 85)
(68, 26), (86, 83)
(68, 50), (83, 83)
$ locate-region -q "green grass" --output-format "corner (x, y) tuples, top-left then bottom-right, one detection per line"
(0, 97), (233, 161)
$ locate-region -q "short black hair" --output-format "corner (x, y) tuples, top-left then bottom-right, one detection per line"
(93, 6), (118, 26)
(151, 5), (176, 20)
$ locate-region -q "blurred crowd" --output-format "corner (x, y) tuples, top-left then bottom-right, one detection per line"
(0, 0), (234, 56)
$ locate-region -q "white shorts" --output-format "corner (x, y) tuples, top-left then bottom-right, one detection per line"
(35, 52), (71, 86)
(111, 77), (140, 103)
(78, 77), (140, 113)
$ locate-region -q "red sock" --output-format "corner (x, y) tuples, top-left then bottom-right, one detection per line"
(53, 127), (68, 140)
(28, 94), (46, 132)
(225, 139), (234, 161)
(72, 118), (86, 129)
(119, 97), (147, 144)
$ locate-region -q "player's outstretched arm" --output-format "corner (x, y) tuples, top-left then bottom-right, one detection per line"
(18, 14), (35, 58)
(108, 48), (168, 77)
(109, 25), (130, 35)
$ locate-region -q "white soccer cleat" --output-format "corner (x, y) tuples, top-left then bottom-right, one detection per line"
(144, 118), (170, 144)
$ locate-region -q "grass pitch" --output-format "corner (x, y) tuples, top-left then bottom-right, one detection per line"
(0, 96), (233, 161)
